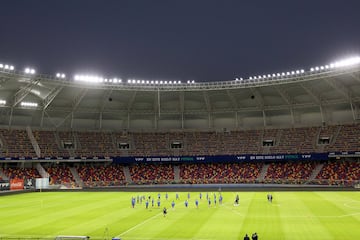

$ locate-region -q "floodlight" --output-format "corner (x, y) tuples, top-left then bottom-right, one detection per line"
(0, 100), (6, 105)
(155, 81), (159, 84)
(310, 68), (314, 72)
(262, 75), (266, 78)
(291, 71), (295, 75)
(132, 80), (136, 84)
(300, 69), (304, 73)
(160, 81), (163, 84)
(320, 66), (324, 70)
(249, 77), (253, 80)
(141, 80), (145, 84)
(25, 68), (35, 74)
(325, 65), (329, 69)
(286, 72), (290, 76)
(0, 64), (3, 68)
(277, 73), (281, 77)
(333, 56), (360, 68)
(296, 70), (300, 74)
(330, 63), (335, 68)
(56, 73), (66, 79)
(281, 72), (285, 76)
(113, 79), (118, 83)
(151, 81), (154, 84)
(5, 65), (9, 69)
(10, 66), (14, 70)
(272, 74), (276, 77)
(315, 67), (319, 71)
(267, 74), (271, 78)
(254, 76), (257, 79)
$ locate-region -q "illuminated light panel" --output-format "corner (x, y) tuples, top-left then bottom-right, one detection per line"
(0, 100), (6, 105)
(21, 102), (38, 107)
(74, 75), (103, 83)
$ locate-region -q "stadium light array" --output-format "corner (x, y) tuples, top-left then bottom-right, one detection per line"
(74, 75), (104, 83)
(24, 68), (36, 75)
(0, 63), (15, 71)
(56, 73), (66, 79)
(309, 56), (360, 73)
(21, 102), (38, 107)
(331, 56), (360, 68)
(0, 100), (6, 105)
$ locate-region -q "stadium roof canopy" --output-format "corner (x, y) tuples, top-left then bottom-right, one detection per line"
(1, 58), (360, 131)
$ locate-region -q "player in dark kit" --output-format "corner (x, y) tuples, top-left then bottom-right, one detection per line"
(251, 232), (258, 240)
(244, 234), (250, 240)
(163, 207), (167, 217)
(235, 194), (239, 205)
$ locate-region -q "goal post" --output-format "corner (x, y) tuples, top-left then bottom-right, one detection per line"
(55, 236), (90, 240)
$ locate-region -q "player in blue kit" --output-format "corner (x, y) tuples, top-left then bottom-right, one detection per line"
(185, 199), (189, 208)
(195, 199), (199, 208)
(219, 194), (223, 205)
(145, 199), (149, 209)
(131, 197), (136, 208)
(171, 200), (175, 209)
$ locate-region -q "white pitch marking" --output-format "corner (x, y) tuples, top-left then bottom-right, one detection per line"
(115, 212), (162, 237)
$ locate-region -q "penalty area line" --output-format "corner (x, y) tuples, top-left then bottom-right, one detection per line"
(115, 212), (163, 238)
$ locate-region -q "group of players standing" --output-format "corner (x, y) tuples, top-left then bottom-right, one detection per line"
(131, 192), (224, 214)
(244, 232), (258, 240)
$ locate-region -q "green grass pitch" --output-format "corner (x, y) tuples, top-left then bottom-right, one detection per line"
(0, 191), (359, 240)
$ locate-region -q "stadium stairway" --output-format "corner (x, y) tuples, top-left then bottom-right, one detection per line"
(36, 163), (49, 178)
(257, 163), (270, 182)
(0, 168), (9, 180)
(69, 167), (83, 187)
(122, 166), (133, 183)
(308, 163), (324, 181)
(173, 165), (180, 183)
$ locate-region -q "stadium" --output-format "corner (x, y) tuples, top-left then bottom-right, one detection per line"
(0, 56), (360, 240)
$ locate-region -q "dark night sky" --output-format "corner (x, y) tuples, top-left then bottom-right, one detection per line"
(1, 0), (360, 82)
